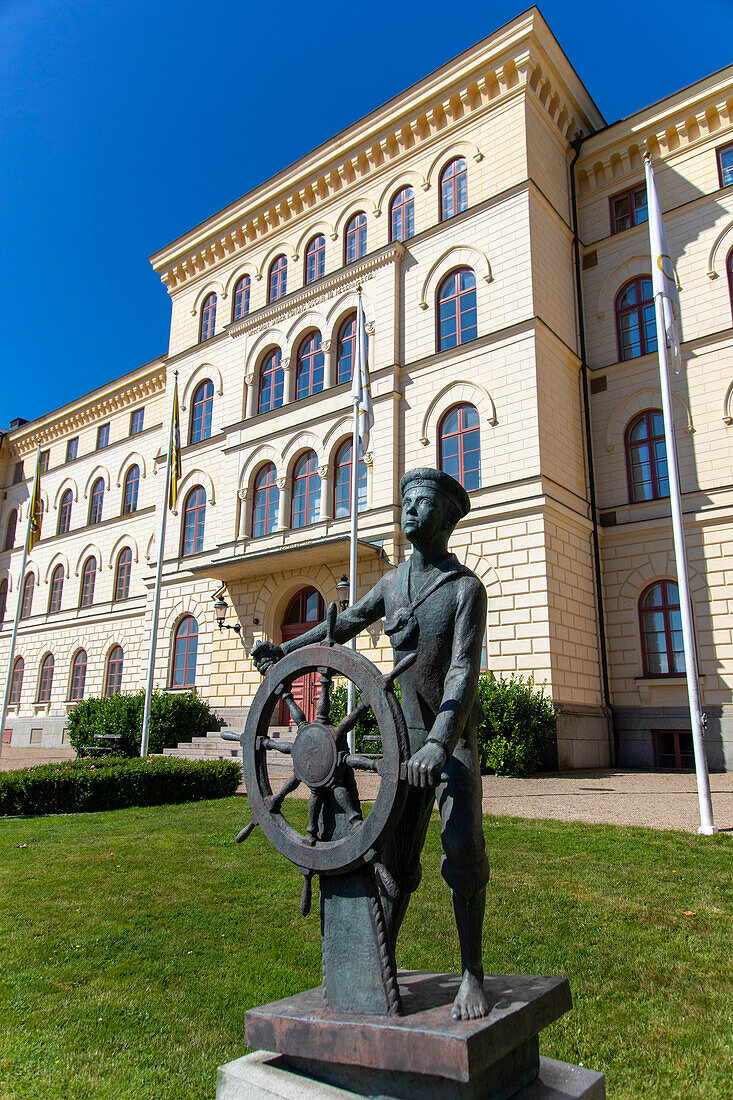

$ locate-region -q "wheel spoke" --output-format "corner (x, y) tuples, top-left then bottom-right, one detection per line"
(334, 697), (369, 741)
(345, 753), (379, 773)
(316, 667), (333, 723)
(262, 737), (293, 754)
(281, 686), (306, 727)
(267, 773), (301, 814)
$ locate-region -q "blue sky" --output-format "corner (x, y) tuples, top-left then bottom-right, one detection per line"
(1, 0), (731, 430)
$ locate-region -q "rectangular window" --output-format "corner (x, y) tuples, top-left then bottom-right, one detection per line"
(30, 728), (42, 744)
(717, 143), (733, 188)
(652, 729), (694, 770)
(2, 729), (11, 745)
(96, 424), (110, 450)
(610, 184), (648, 234)
(130, 408), (145, 435)
(66, 437), (78, 462)
(40, 449), (50, 473)
(12, 462), (24, 484)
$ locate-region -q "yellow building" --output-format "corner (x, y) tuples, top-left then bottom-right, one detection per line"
(2, 8), (733, 771)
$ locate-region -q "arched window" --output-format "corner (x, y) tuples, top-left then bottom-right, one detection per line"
(439, 403), (481, 492)
(625, 410), (668, 502)
(190, 380), (214, 443)
(268, 255), (288, 302)
(437, 268), (477, 350)
(252, 463), (279, 537)
(296, 332), (325, 399)
(336, 313), (356, 384)
(20, 573), (34, 619)
(69, 650), (87, 702)
(345, 213), (367, 264)
(9, 656), (23, 705)
(105, 646), (124, 696)
(199, 292), (217, 341)
(640, 581), (684, 676)
(48, 564), (64, 613)
(616, 277), (657, 360)
(440, 157), (468, 220)
(114, 547), (132, 600)
(37, 653), (54, 703)
(89, 478), (104, 525)
(122, 465), (140, 515)
(233, 275), (251, 320)
(4, 509), (17, 551)
(0, 578), (7, 627)
(258, 349), (284, 414)
(172, 616), (198, 686)
(291, 451), (320, 528)
(182, 487), (206, 556)
(390, 186), (415, 242)
(305, 235), (326, 284)
(79, 557), (97, 608)
(58, 489), (73, 535)
(333, 439), (367, 518)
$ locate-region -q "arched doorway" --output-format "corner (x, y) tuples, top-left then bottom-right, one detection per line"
(279, 586), (325, 725)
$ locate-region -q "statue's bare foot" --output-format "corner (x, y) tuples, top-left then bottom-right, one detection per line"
(451, 970), (489, 1020)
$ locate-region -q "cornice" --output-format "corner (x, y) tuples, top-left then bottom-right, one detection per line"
(150, 9), (601, 295)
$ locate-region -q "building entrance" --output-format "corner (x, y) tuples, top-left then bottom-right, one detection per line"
(279, 587), (325, 725)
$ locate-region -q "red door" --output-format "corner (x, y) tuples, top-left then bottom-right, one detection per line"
(279, 587), (325, 725)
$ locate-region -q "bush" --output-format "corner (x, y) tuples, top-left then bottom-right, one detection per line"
(329, 681), (383, 754)
(0, 756), (241, 816)
(475, 672), (555, 776)
(67, 690), (214, 757)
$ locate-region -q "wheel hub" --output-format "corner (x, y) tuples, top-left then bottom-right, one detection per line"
(291, 722), (339, 789)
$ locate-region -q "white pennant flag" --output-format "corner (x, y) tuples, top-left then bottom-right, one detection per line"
(351, 288), (373, 451)
(645, 156), (682, 372)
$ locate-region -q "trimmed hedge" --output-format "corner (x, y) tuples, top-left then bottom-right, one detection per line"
(0, 756), (241, 817)
(476, 672), (555, 776)
(67, 690), (214, 757)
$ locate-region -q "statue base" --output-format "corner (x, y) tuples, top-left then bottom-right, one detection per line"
(217, 971), (605, 1100)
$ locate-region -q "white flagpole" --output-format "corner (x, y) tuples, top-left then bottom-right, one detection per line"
(645, 158), (715, 834)
(140, 375), (177, 757)
(0, 446), (40, 762)
(347, 385), (360, 753)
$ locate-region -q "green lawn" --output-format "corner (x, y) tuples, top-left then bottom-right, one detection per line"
(1, 799), (731, 1100)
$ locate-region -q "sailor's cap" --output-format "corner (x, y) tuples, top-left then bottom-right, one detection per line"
(399, 467), (471, 520)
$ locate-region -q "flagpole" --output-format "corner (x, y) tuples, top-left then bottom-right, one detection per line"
(140, 373), (177, 757)
(0, 446), (41, 762)
(347, 387), (360, 754)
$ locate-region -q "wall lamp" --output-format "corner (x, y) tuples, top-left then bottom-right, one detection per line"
(212, 582), (242, 636)
(336, 574), (350, 610)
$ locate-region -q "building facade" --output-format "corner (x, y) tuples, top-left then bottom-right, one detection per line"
(2, 8), (733, 770)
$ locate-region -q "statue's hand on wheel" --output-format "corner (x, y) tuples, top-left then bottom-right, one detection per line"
(251, 640), (284, 675)
(406, 741), (447, 788)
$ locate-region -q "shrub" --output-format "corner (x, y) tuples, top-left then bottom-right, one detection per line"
(67, 690), (214, 757)
(475, 672), (555, 776)
(328, 681), (383, 754)
(0, 757), (241, 817)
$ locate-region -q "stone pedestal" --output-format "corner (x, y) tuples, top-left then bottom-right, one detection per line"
(217, 971), (605, 1100)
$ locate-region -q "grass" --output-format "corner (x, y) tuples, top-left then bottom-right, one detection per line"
(1, 799), (732, 1100)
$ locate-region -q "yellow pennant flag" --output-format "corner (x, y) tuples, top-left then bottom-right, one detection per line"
(168, 376), (182, 511)
(27, 451), (43, 551)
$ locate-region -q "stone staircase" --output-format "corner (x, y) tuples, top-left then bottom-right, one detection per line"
(161, 725), (293, 762)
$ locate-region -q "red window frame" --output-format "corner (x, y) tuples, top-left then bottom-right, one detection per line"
(233, 275), (251, 320)
(9, 656), (23, 705)
(336, 313), (356, 384)
(130, 408), (145, 435)
(37, 653), (54, 703)
(717, 143), (733, 188)
(296, 331), (325, 399)
(345, 213), (367, 264)
(199, 292), (217, 341)
(122, 465), (140, 514)
(268, 255), (288, 302)
(172, 616), (198, 687)
(615, 276), (657, 360)
(439, 157), (468, 220)
(114, 547), (132, 600)
(437, 268), (477, 350)
(639, 580), (685, 677)
(333, 439), (367, 518)
(305, 235), (326, 284)
(69, 650), (87, 701)
(291, 451), (320, 528)
(66, 437), (78, 462)
(89, 478), (104, 525)
(390, 187), (415, 242)
(58, 490), (73, 534)
(625, 409), (668, 502)
(48, 565), (64, 613)
(258, 349), (284, 414)
(105, 645), (124, 696)
(0, 578), (7, 627)
(20, 573), (34, 619)
(79, 557), (97, 608)
(182, 486), (206, 556)
(252, 463), (279, 538)
(652, 729), (694, 770)
(609, 184), (648, 234)
(438, 403), (481, 492)
(40, 450), (50, 473)
(4, 509), (17, 550)
(190, 379), (214, 443)
(727, 251), (733, 321)
(96, 423), (110, 450)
